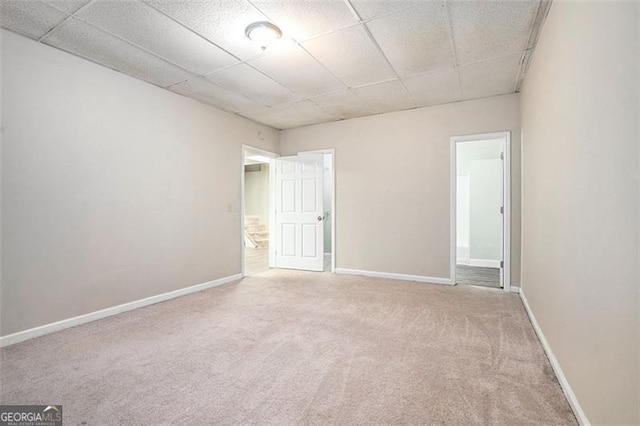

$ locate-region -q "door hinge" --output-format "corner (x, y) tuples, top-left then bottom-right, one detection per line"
(500, 152), (504, 160)
(500, 260), (504, 268)
(500, 206), (504, 214)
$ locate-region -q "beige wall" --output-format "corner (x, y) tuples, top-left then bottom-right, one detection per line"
(0, 31), (279, 336)
(280, 94), (521, 282)
(244, 164), (270, 230)
(520, 2), (639, 424)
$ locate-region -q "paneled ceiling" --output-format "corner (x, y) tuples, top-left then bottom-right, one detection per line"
(1, 0), (550, 129)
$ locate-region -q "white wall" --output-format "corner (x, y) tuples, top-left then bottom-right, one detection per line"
(280, 94), (521, 282)
(244, 164), (270, 230)
(469, 159), (501, 262)
(520, 2), (639, 424)
(456, 175), (470, 262)
(1, 30), (279, 336)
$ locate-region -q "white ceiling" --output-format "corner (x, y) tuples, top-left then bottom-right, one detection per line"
(0, 0), (550, 130)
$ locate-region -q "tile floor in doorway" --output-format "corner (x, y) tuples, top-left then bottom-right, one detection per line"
(456, 264), (501, 288)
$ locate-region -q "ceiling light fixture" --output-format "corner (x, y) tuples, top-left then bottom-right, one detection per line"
(245, 21), (282, 51)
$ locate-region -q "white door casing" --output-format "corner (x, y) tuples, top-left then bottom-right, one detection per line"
(450, 131), (511, 292)
(274, 154), (324, 271)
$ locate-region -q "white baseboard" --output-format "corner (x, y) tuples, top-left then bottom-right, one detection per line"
(0, 273), (243, 348)
(469, 258), (501, 268)
(519, 290), (589, 425)
(510, 286), (521, 294)
(335, 268), (451, 285)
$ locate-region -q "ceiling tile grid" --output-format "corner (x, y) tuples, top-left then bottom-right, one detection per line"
(206, 62), (299, 106)
(302, 24), (397, 88)
(449, 0), (540, 65)
(1, 0), (547, 129)
(247, 38), (346, 98)
(0, 0), (70, 39)
(245, 99), (338, 129)
(249, 0), (359, 43)
(458, 52), (524, 100)
(351, 79), (415, 114)
(75, 0), (239, 75)
(310, 88), (374, 120)
(43, 17), (195, 88)
(402, 67), (462, 108)
(45, 0), (91, 15)
(145, 0), (271, 61)
(364, 1), (455, 78)
(349, 0), (424, 22)
(169, 76), (261, 113)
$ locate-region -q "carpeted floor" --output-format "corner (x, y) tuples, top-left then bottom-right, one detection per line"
(0, 270), (576, 425)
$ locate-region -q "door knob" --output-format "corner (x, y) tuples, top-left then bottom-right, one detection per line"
(317, 216), (323, 221)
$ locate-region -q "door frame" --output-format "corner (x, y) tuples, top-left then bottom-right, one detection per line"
(450, 132), (511, 292)
(295, 149), (336, 273)
(241, 144), (278, 277)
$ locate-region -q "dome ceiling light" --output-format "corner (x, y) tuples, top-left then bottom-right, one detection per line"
(245, 21), (282, 51)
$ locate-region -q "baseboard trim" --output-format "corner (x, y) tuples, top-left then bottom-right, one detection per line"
(510, 286), (521, 294)
(519, 290), (589, 425)
(335, 268), (451, 285)
(469, 258), (501, 268)
(0, 273), (243, 348)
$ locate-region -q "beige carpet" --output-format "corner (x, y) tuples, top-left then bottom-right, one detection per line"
(0, 270), (576, 425)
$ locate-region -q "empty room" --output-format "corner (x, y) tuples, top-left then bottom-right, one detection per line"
(1, 0), (638, 425)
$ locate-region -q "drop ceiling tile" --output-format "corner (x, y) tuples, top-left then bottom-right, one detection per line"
(234, 102), (273, 118)
(169, 77), (264, 113)
(146, 0), (268, 60)
(450, 0), (539, 64)
(310, 89), (373, 120)
(250, 0), (358, 42)
(0, 0), (69, 39)
(350, 0), (422, 21)
(402, 67), (462, 107)
(45, 0), (91, 14)
(76, 1), (237, 76)
(248, 40), (345, 98)
(458, 53), (522, 100)
(302, 25), (395, 87)
(44, 17), (194, 88)
(366, 2), (454, 77)
(252, 100), (337, 129)
(207, 63), (298, 106)
(352, 80), (415, 114)
(237, 108), (284, 128)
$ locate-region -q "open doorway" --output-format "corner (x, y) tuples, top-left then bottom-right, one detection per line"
(242, 145), (277, 276)
(450, 132), (510, 291)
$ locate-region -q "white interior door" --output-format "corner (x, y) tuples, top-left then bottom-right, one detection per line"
(274, 154), (324, 271)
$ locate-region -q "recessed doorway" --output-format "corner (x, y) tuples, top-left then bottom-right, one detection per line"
(242, 145), (277, 276)
(450, 132), (511, 291)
